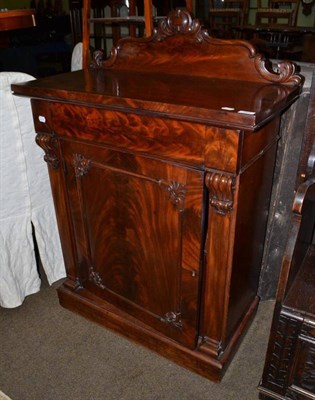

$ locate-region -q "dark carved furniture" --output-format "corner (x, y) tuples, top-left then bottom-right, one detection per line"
(258, 74), (315, 399)
(11, 11), (303, 381)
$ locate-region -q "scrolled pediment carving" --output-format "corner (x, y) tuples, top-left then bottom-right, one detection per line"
(94, 10), (302, 87)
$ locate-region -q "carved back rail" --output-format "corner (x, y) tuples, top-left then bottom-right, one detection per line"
(93, 10), (303, 87)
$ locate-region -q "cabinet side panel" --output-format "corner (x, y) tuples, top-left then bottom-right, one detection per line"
(226, 141), (278, 342)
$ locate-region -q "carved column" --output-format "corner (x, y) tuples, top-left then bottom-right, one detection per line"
(199, 170), (237, 356)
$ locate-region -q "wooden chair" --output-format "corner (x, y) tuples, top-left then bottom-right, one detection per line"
(70, 0), (140, 57)
(255, 0), (300, 26)
(82, 0), (154, 67)
(258, 74), (315, 400)
(89, 0), (139, 54)
(81, 0), (193, 67)
(208, 0), (249, 38)
(69, 0), (83, 45)
(252, 0), (302, 59)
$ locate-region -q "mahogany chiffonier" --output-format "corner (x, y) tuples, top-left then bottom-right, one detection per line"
(12, 11), (303, 382)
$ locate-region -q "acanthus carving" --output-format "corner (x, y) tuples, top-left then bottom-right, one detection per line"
(89, 266), (106, 290)
(74, 154), (91, 177)
(35, 132), (60, 169)
(159, 179), (186, 212)
(205, 172), (235, 215)
(160, 311), (183, 329)
(265, 312), (301, 389)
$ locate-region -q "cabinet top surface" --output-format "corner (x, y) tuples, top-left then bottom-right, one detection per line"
(11, 11), (303, 130)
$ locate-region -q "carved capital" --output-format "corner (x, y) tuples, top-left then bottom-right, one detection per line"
(74, 154), (91, 177)
(159, 179), (186, 212)
(205, 172), (235, 215)
(35, 132), (60, 169)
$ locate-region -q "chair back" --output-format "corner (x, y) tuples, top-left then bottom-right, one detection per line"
(69, 0), (83, 45)
(255, 0), (300, 26)
(209, 0), (249, 38)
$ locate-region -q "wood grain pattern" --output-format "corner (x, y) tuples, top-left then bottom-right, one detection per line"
(49, 102), (207, 166)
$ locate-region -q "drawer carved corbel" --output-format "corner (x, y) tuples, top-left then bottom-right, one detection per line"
(205, 171), (235, 215)
(35, 132), (60, 169)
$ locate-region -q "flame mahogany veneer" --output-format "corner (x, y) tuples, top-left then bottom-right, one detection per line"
(12, 11), (303, 381)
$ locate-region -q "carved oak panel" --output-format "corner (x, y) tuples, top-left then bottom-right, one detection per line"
(261, 315), (315, 399)
(287, 323), (315, 399)
(265, 312), (302, 393)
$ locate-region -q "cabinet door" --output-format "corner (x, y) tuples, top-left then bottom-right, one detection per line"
(62, 140), (204, 349)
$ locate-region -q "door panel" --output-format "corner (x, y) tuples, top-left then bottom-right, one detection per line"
(62, 140), (204, 348)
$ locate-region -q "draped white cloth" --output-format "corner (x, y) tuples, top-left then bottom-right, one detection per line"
(71, 42), (83, 72)
(0, 72), (66, 308)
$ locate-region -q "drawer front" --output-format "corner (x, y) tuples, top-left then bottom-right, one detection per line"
(51, 102), (206, 165)
(30, 100), (243, 169)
